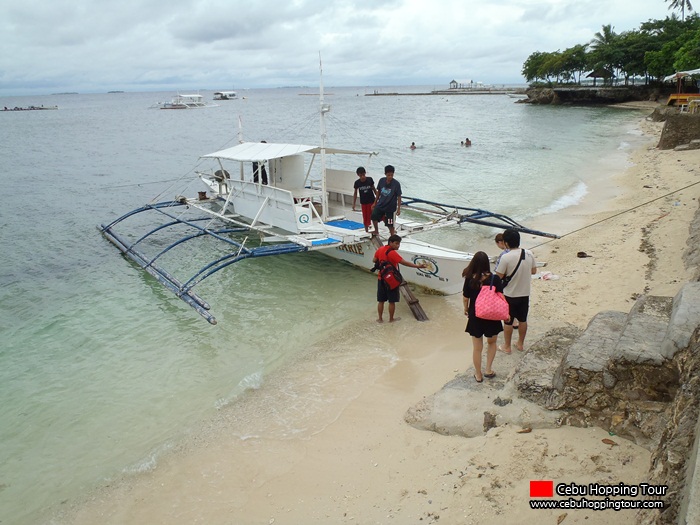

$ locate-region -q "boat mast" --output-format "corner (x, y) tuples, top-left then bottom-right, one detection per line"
(319, 54), (330, 221)
(237, 115), (244, 181)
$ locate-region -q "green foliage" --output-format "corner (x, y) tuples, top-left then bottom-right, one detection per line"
(522, 14), (700, 86)
(673, 16), (700, 69)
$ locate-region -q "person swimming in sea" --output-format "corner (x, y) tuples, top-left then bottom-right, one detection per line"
(410, 142), (416, 150)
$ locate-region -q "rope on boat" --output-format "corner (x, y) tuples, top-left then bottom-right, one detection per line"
(529, 179), (700, 250)
(102, 178), (185, 189)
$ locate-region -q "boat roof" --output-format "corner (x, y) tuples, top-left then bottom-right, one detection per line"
(201, 142), (374, 162)
(214, 91), (236, 95)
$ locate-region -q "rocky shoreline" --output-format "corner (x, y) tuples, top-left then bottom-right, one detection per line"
(524, 86), (664, 105)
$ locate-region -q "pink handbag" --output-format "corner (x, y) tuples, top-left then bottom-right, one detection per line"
(474, 275), (510, 321)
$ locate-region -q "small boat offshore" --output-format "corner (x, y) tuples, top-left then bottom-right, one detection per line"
(151, 93), (218, 109)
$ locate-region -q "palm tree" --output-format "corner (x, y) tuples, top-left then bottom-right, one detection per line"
(666, 0), (693, 21)
(590, 25), (619, 83)
(590, 24), (617, 49)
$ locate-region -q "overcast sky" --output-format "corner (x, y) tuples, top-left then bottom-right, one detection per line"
(0, 0), (678, 96)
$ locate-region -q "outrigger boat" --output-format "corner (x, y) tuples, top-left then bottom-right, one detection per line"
(213, 91), (238, 100)
(151, 93), (219, 109)
(101, 78), (557, 325)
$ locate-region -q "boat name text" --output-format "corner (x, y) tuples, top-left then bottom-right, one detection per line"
(336, 244), (365, 256)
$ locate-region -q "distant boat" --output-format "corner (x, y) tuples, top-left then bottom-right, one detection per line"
(213, 91), (237, 100)
(3, 105), (58, 111)
(151, 94), (218, 109)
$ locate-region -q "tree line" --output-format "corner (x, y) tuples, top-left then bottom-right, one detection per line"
(521, 14), (700, 86)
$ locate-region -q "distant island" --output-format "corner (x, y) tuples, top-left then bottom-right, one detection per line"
(51, 92), (78, 95)
(108, 91), (124, 93)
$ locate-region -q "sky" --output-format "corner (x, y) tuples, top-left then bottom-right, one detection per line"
(0, 0), (679, 96)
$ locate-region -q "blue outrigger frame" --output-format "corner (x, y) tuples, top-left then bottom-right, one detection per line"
(99, 197), (558, 325)
(100, 200), (311, 325)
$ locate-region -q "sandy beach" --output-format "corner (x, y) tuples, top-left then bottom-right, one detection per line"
(61, 108), (700, 525)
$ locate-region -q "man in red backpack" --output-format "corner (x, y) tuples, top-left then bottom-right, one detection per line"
(373, 234), (428, 323)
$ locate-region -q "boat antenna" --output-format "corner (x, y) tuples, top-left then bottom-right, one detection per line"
(319, 53), (330, 221)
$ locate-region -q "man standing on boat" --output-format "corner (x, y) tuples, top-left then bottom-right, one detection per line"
(352, 167), (378, 233)
(373, 234), (427, 323)
(371, 165), (402, 236)
(252, 140), (268, 185)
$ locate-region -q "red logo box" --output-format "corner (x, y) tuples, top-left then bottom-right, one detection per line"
(530, 480), (554, 498)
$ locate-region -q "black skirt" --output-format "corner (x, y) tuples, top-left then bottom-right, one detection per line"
(464, 274), (505, 338)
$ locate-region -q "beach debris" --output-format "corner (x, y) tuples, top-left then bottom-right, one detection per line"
(493, 397), (512, 406)
(535, 271), (560, 280)
(576, 251), (592, 258)
(602, 438), (618, 447)
(483, 411), (498, 432)
(517, 427), (532, 434)
(557, 512), (568, 524)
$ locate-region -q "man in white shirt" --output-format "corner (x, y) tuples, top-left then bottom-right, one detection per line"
(495, 228), (537, 353)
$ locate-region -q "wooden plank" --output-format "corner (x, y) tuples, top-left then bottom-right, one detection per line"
(370, 236), (429, 321)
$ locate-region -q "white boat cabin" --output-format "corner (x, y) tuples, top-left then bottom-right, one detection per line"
(214, 91), (238, 100)
(198, 142), (371, 243)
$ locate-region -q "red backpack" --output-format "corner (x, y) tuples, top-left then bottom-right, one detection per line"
(376, 248), (403, 289)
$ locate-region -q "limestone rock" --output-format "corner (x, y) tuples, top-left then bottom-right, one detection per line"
(658, 114), (700, 150)
(661, 282), (700, 359)
(525, 86), (657, 106)
(512, 324), (581, 406)
(404, 375), (564, 438)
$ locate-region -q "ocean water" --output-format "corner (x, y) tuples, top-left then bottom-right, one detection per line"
(0, 87), (649, 524)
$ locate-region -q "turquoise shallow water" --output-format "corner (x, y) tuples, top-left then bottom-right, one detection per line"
(0, 87), (648, 523)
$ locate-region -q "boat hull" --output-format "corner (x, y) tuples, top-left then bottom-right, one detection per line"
(323, 237), (470, 295)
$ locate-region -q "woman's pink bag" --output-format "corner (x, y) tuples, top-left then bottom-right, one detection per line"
(474, 275), (510, 321)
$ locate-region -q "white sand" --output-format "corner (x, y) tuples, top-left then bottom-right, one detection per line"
(62, 110), (700, 525)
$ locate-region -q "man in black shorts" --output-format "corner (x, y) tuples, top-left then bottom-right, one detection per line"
(495, 229), (537, 353)
(371, 165), (402, 236)
(373, 234), (427, 323)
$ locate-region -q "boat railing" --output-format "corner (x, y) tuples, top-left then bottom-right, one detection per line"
(309, 168), (355, 207)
